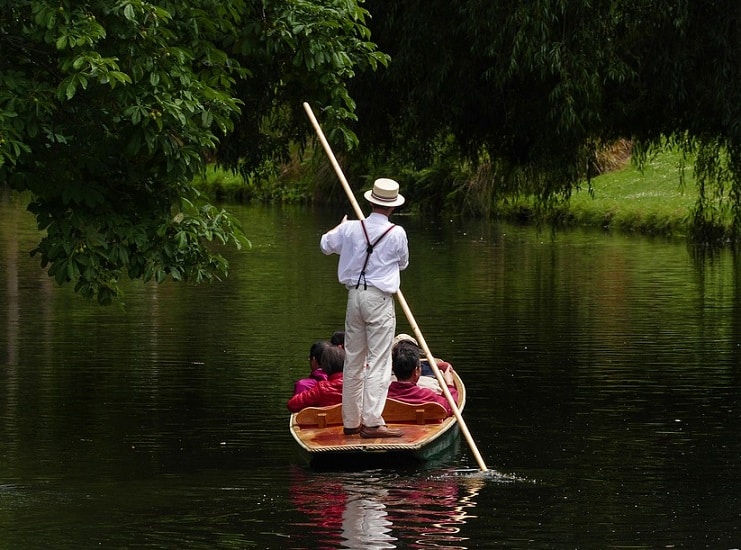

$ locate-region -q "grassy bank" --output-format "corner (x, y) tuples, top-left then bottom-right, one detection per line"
(192, 163), (312, 203)
(557, 149), (698, 236)
(196, 148), (726, 239)
(491, 149), (708, 238)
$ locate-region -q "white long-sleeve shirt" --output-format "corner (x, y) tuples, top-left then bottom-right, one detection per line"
(320, 212), (409, 294)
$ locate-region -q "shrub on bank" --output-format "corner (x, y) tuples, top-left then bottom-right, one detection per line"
(195, 146), (734, 242)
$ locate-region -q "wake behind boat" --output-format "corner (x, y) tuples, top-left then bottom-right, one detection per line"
(289, 370), (466, 463)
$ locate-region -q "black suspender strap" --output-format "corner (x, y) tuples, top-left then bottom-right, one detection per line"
(355, 220), (396, 290)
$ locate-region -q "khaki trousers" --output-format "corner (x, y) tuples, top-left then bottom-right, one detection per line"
(342, 286), (396, 429)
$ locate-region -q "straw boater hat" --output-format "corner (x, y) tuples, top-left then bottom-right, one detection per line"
(392, 333), (428, 360)
(364, 178), (405, 207)
(393, 333), (418, 347)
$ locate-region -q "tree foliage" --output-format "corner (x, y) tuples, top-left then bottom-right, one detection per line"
(350, 0), (741, 238)
(217, 0), (389, 173)
(0, 0), (385, 303)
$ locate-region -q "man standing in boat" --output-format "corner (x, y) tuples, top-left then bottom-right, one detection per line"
(320, 178), (409, 438)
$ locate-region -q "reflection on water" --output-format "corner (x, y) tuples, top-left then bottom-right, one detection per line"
(3, 196), (741, 547)
(289, 466), (484, 549)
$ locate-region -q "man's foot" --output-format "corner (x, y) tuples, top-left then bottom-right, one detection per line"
(360, 425), (404, 438)
(343, 426), (362, 435)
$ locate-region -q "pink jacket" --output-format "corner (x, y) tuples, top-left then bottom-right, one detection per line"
(292, 368), (329, 395)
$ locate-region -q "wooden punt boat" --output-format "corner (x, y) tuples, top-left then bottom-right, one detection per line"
(289, 370), (466, 463)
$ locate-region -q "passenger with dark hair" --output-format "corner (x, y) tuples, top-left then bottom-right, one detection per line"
(287, 345), (346, 412)
(330, 330), (345, 348)
(387, 344), (458, 417)
(391, 333), (453, 394)
(292, 340), (330, 396)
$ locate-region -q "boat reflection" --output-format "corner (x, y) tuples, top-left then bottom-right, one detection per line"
(289, 465), (483, 549)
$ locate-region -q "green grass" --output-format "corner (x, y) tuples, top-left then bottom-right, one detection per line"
(192, 165), (248, 198)
(566, 149), (697, 236)
(491, 148), (723, 238)
(196, 147), (730, 240)
(192, 164), (311, 203)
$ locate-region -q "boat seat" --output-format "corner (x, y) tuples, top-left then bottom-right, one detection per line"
(294, 399), (448, 427)
(382, 399), (447, 424)
(294, 404), (344, 428)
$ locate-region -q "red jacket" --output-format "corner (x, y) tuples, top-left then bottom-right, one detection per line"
(387, 380), (458, 416)
(287, 372), (343, 412)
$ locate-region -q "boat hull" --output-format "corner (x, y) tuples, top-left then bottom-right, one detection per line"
(289, 372), (466, 465)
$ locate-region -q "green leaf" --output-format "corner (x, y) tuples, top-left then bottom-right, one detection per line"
(65, 80), (77, 100)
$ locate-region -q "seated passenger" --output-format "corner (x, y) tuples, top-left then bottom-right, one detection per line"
(330, 330), (345, 348)
(287, 345), (345, 412)
(387, 343), (459, 416)
(292, 340), (330, 395)
(391, 333), (454, 395)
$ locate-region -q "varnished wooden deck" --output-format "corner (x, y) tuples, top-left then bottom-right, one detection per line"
(289, 372), (466, 458)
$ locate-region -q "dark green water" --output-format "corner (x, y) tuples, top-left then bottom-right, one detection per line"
(1, 194), (740, 548)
